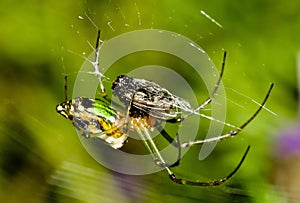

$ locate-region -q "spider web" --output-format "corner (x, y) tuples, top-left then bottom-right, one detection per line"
(56, 1), (277, 202)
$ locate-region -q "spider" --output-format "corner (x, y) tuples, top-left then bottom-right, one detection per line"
(56, 30), (273, 186)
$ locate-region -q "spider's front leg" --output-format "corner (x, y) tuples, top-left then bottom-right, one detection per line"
(92, 30), (112, 103)
(166, 51), (226, 124)
(181, 83), (274, 148)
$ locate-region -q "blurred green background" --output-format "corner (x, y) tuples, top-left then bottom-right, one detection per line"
(0, 0), (299, 202)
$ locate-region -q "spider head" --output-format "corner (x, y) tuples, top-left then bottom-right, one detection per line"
(56, 101), (73, 120)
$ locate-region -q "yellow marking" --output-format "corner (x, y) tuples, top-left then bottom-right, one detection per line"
(88, 124), (99, 132)
(130, 116), (156, 130)
(56, 105), (63, 111)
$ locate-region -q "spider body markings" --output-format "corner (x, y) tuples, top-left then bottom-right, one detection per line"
(56, 96), (127, 149)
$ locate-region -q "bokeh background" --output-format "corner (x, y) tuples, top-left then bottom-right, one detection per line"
(0, 0), (299, 202)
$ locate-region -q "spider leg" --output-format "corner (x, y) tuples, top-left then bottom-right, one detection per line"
(154, 121), (178, 147)
(135, 120), (182, 168)
(181, 83), (274, 148)
(92, 30), (114, 104)
(64, 75), (68, 102)
(156, 132), (181, 168)
(194, 51), (226, 112)
(153, 122), (182, 167)
(168, 51), (226, 124)
(167, 146), (250, 186)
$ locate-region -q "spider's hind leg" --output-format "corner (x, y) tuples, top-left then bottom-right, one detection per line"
(166, 146), (250, 186)
(153, 132), (181, 168)
(153, 120), (183, 167)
